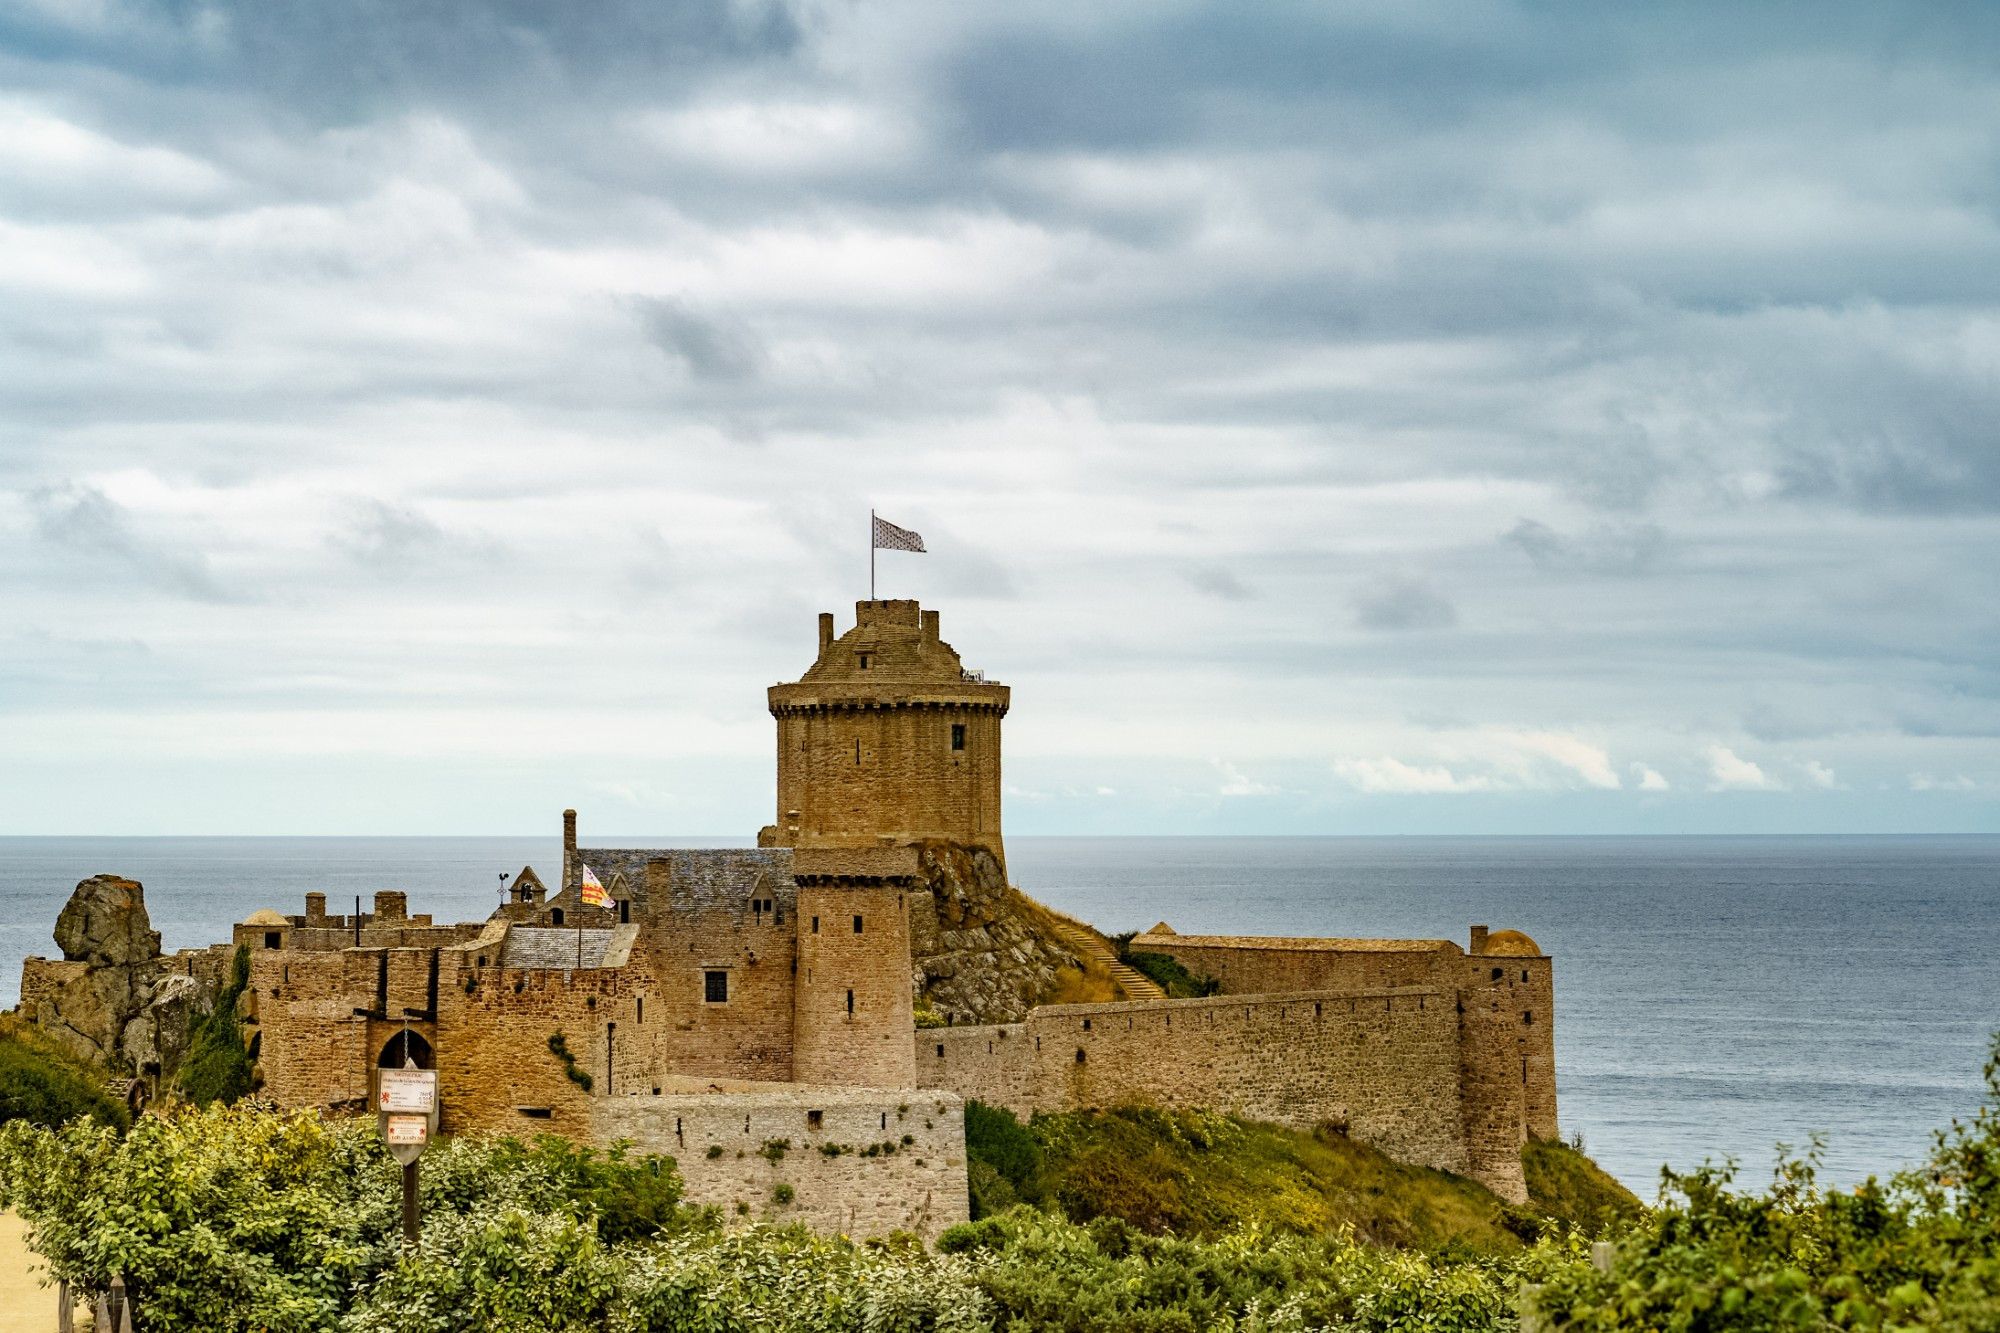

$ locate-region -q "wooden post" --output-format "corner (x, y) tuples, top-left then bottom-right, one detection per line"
(402, 1161), (420, 1246)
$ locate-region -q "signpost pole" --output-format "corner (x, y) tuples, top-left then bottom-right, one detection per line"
(377, 1057), (436, 1251)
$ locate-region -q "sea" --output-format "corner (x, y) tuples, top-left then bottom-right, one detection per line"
(2, 833), (1993, 1197)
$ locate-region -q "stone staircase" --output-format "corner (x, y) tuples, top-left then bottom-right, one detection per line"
(1046, 914), (1167, 1001)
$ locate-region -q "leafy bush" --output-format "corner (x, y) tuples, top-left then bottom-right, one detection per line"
(178, 944), (254, 1107)
(1123, 951), (1222, 999)
(965, 1099), (1046, 1217)
(0, 1014), (128, 1132)
(1534, 1032), (2000, 1333)
(0, 1101), (702, 1331)
(2, 1036), (1996, 1333)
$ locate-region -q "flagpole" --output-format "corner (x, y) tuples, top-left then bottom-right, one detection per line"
(869, 508), (876, 601)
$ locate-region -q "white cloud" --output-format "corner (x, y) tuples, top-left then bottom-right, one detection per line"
(1800, 760), (1841, 790)
(1908, 773), (1980, 792)
(1634, 764), (1670, 791)
(1334, 757), (1495, 794)
(1707, 746), (1784, 792)
(1489, 730), (1622, 789)
(1214, 760), (1278, 797)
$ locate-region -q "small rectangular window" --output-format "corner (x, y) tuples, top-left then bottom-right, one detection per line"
(811, 915), (819, 934)
(846, 988), (854, 1015)
(704, 970), (728, 1003)
(853, 914), (863, 934)
(264, 931), (282, 950)
(636, 997), (644, 1023)
(951, 724), (965, 750)
(807, 1109), (823, 1130)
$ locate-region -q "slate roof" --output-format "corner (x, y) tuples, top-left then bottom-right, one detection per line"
(572, 847), (797, 914)
(503, 927), (618, 969)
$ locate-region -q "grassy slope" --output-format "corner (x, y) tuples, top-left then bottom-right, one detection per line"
(0, 1012), (129, 1130)
(978, 1103), (1641, 1251)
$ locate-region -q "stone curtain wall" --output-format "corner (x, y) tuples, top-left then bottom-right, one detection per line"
(1145, 936), (1559, 1169)
(594, 1087), (968, 1243)
(924, 1022), (1035, 1111)
(1135, 936), (1466, 995)
(917, 987), (1472, 1184)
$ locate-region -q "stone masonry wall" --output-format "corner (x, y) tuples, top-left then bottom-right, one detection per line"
(917, 987), (1470, 1180)
(794, 885), (916, 1089)
(593, 1086), (968, 1243)
(1143, 934), (1560, 1152)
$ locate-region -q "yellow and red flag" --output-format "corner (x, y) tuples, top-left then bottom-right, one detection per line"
(579, 865), (612, 908)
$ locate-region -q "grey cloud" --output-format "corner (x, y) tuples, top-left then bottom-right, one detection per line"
(26, 483), (240, 603)
(1502, 519), (1666, 575)
(2, 1), (2000, 831)
(0, 0), (805, 126)
(334, 499), (457, 572)
(1351, 573), (1455, 632)
(1184, 565), (1253, 601)
(632, 298), (763, 384)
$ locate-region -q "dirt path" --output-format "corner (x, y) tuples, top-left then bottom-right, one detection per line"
(0, 1211), (66, 1333)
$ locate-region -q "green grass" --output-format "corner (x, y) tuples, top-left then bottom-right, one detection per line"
(1523, 1134), (1644, 1234)
(967, 1100), (1641, 1251)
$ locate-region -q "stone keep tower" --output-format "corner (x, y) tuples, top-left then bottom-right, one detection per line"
(767, 599), (1008, 1089)
(764, 599), (1009, 867)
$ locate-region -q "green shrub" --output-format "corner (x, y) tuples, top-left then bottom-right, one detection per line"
(965, 1099), (1045, 1217)
(1122, 951), (1221, 998)
(0, 1101), (702, 1331)
(547, 1031), (593, 1092)
(1534, 1031), (2000, 1333)
(178, 945), (253, 1107)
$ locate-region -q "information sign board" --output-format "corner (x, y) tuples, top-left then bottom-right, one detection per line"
(384, 1114), (428, 1147)
(378, 1069), (436, 1114)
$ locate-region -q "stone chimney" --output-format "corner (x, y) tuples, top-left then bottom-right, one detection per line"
(304, 892), (326, 922)
(373, 891), (408, 922)
(563, 808), (578, 894)
(1469, 925), (1489, 955)
(922, 609), (939, 640)
(819, 612), (835, 656)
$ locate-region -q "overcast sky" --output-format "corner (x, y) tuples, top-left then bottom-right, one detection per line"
(2, 0), (1997, 837)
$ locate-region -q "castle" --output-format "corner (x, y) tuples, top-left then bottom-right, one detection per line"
(20, 598), (1557, 1238)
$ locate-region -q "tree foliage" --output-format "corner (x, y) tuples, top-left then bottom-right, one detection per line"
(178, 944), (254, 1107)
(0, 1035), (1992, 1332)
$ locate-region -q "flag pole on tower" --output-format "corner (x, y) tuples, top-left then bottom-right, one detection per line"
(869, 511), (928, 601)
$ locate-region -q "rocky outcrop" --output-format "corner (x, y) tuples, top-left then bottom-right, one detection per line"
(907, 841), (1097, 1024)
(19, 875), (222, 1088)
(56, 875), (161, 965)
